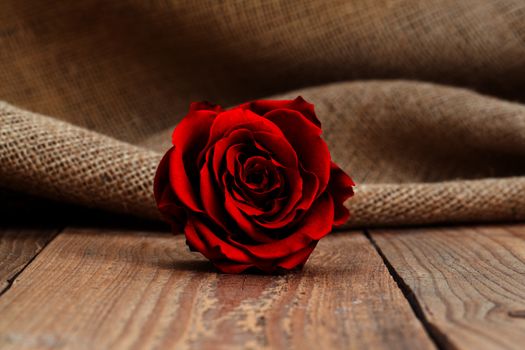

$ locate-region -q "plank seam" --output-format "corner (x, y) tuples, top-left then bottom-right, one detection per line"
(364, 229), (457, 350)
(0, 226), (64, 298)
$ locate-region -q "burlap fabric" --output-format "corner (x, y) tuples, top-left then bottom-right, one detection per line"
(1, 1), (525, 227)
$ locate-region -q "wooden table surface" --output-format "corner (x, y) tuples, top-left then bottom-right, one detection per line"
(1, 219), (525, 350)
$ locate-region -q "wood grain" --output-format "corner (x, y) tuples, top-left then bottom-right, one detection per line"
(371, 224), (525, 350)
(0, 225), (59, 294)
(0, 228), (434, 350)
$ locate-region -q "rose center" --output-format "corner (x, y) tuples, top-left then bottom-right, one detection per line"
(227, 147), (285, 213)
(241, 158), (275, 191)
(246, 171), (264, 184)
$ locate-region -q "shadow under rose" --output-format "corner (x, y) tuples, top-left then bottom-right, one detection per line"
(157, 259), (216, 273)
(155, 257), (306, 275)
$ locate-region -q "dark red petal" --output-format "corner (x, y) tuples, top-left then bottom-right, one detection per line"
(157, 187), (186, 231)
(277, 241), (317, 270)
(224, 188), (275, 243)
(226, 192), (334, 259)
(252, 131), (298, 168)
(295, 168), (319, 211)
(328, 162), (355, 226)
(212, 261), (254, 274)
(240, 156), (276, 192)
(264, 108), (331, 194)
(299, 193), (334, 241)
(199, 147), (232, 231)
(184, 217), (212, 258)
(233, 194), (266, 216)
(256, 166), (319, 226)
(249, 149), (302, 229)
(154, 147), (173, 205)
(206, 108), (285, 149)
(226, 145), (244, 179)
(235, 96), (321, 128)
(189, 101), (223, 113)
(187, 218), (257, 264)
(154, 147), (186, 230)
(256, 166), (320, 230)
(170, 109), (217, 212)
(254, 164), (302, 229)
(262, 196), (287, 218)
(212, 242), (316, 273)
(171, 109), (216, 146)
(212, 129), (251, 182)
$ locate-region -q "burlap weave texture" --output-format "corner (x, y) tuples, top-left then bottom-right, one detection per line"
(1, 1), (524, 226)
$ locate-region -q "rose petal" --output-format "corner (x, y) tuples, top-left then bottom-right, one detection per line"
(187, 217), (259, 264)
(211, 129), (252, 183)
(212, 261), (254, 274)
(235, 96), (321, 128)
(184, 218), (212, 258)
(252, 131), (298, 168)
(158, 187), (186, 231)
(170, 109), (217, 212)
(206, 108), (285, 149)
(226, 192), (334, 259)
(210, 129), (302, 226)
(154, 147), (186, 230)
(264, 108), (331, 193)
(199, 147), (232, 231)
(226, 144), (246, 178)
(224, 188), (276, 243)
(254, 167), (318, 230)
(328, 162), (355, 226)
(253, 165), (302, 228)
(241, 156), (281, 195)
(277, 241), (317, 270)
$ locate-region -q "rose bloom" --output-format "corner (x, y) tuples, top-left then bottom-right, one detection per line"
(154, 97), (354, 273)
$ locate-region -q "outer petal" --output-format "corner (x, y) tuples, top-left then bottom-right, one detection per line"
(187, 217), (259, 264)
(235, 96), (321, 128)
(205, 108), (285, 149)
(224, 188), (276, 243)
(264, 108), (331, 194)
(328, 162), (355, 226)
(154, 147), (186, 231)
(226, 192), (334, 259)
(170, 109), (217, 212)
(189, 101), (223, 113)
(184, 195), (334, 273)
(184, 217), (211, 256)
(276, 241), (317, 270)
(252, 131), (298, 169)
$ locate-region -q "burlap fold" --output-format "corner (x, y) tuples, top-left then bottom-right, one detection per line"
(2, 80), (525, 227)
(1, 0), (525, 227)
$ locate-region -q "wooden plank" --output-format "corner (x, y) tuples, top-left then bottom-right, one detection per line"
(0, 225), (59, 294)
(370, 224), (525, 350)
(0, 227), (434, 350)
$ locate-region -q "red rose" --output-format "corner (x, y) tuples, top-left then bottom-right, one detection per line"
(154, 97), (354, 273)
